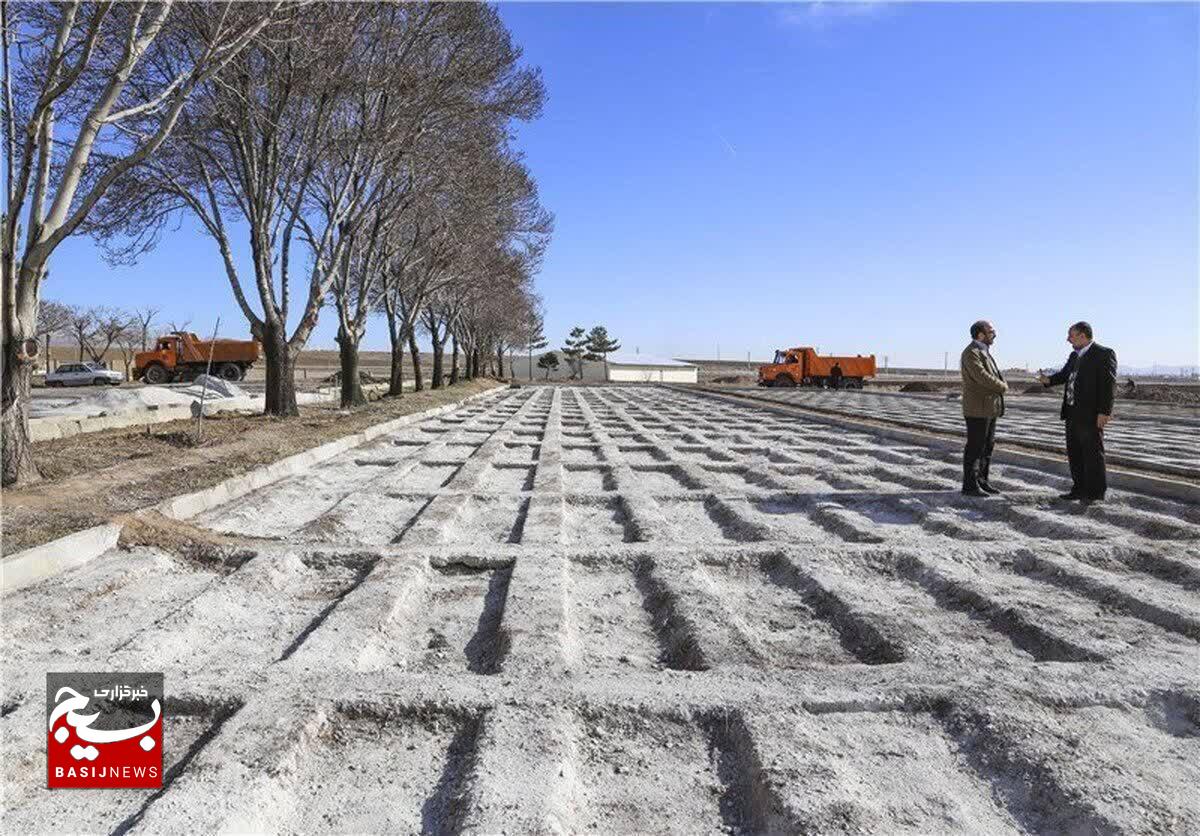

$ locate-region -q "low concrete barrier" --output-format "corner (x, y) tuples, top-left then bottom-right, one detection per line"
(0, 523), (122, 591)
(29, 382), (398, 442)
(2, 384), (505, 594)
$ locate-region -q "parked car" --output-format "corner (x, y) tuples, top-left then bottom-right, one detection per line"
(45, 362), (124, 387)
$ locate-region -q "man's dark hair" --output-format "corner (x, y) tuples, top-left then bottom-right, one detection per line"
(970, 320), (990, 340)
(1070, 321), (1093, 339)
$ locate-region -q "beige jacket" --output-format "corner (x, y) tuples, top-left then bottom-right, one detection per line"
(960, 342), (1008, 418)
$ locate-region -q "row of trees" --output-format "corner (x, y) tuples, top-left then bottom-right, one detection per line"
(526, 325), (621, 380)
(36, 301), (184, 376)
(2, 2), (551, 485)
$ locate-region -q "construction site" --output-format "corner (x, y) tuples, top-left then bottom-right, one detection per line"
(3, 381), (1198, 833)
(2, 1), (1197, 833)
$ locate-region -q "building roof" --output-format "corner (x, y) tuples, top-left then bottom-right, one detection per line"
(605, 354), (697, 368)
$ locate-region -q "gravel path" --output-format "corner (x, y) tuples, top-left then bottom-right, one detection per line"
(4, 385), (1198, 833)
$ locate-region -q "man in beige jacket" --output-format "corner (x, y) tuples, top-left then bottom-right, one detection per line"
(960, 320), (1009, 496)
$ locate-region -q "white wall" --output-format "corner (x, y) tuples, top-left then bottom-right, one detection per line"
(506, 356), (698, 383)
(607, 365), (698, 384)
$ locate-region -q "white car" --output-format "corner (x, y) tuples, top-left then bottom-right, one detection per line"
(45, 362), (124, 387)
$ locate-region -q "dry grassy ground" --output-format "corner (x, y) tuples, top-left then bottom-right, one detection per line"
(2, 379), (499, 554)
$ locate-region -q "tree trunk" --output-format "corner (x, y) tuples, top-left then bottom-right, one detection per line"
(388, 330), (405, 397)
(470, 348), (480, 379)
(262, 320), (299, 417)
(431, 337), (444, 390)
(497, 346), (505, 379)
(2, 335), (40, 486)
(449, 334), (460, 385)
(337, 327), (366, 408)
(408, 329), (423, 391)
(528, 347), (533, 382)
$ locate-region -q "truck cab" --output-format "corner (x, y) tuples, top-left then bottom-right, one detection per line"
(760, 348), (807, 387)
(134, 336), (183, 383)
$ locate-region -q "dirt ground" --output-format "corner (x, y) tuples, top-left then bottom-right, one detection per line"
(1, 379), (499, 554)
(3, 384), (1197, 833)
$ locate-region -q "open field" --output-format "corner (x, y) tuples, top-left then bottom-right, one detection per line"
(716, 387), (1200, 482)
(40, 346), (438, 386)
(686, 359), (1200, 402)
(4, 384), (1198, 833)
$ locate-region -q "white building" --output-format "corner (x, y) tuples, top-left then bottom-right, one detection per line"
(604, 354), (698, 384)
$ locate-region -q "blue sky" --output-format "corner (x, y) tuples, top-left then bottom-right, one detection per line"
(48, 2), (1199, 369)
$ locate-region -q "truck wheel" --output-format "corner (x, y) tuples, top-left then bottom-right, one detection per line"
(774, 374), (796, 388)
(93, 377), (108, 386)
(143, 364), (168, 385)
(217, 362), (241, 382)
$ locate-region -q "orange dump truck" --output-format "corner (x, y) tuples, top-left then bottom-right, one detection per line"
(134, 332), (261, 384)
(758, 347), (876, 389)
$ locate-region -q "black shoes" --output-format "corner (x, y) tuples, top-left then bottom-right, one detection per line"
(961, 487), (989, 497)
(978, 481), (1001, 495)
(1058, 492), (1085, 500)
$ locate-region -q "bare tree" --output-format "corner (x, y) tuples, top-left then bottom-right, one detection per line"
(86, 306), (133, 366)
(100, 4), (391, 416)
(36, 298), (71, 371)
(164, 317), (191, 334)
(131, 305), (159, 350)
(66, 305), (97, 362)
(114, 321), (142, 378)
(2, 1), (282, 484)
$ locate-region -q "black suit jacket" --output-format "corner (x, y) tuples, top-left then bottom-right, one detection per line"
(1046, 343), (1117, 420)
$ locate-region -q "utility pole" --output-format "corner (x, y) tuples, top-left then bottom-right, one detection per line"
(944, 351), (949, 377)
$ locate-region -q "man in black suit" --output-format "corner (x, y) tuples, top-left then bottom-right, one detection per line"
(1037, 321), (1118, 502)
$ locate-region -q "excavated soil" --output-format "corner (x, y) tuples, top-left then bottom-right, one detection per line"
(3, 385), (1198, 833)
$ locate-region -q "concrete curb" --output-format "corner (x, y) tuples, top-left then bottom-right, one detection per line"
(0, 523), (122, 591)
(2, 384), (506, 594)
(688, 386), (1200, 505)
(30, 404), (194, 441)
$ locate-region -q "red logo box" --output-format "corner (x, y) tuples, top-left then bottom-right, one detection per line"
(47, 672), (163, 789)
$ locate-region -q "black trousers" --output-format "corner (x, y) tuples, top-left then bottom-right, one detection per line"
(963, 416), (996, 488)
(1065, 411), (1106, 498)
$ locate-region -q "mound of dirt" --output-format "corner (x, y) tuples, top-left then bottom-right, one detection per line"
(710, 374), (755, 385)
(899, 382), (938, 393)
(321, 369), (385, 385)
(1117, 386), (1200, 405)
